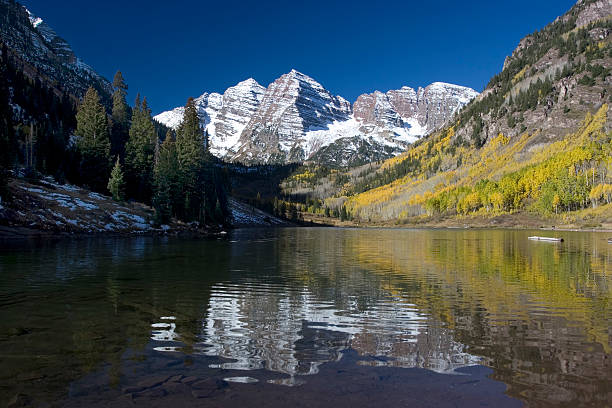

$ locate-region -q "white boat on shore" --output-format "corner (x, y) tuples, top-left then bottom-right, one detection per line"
(528, 236), (564, 242)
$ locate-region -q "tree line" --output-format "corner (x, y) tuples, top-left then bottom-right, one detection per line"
(411, 106), (612, 217)
(0, 48), (228, 226)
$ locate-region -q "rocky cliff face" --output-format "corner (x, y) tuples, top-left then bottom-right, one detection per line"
(572, 0), (612, 28)
(155, 70), (478, 167)
(455, 0), (612, 149)
(153, 79), (266, 157)
(212, 78), (266, 156)
(354, 83), (479, 138)
(0, 0), (111, 102)
(233, 69), (353, 163)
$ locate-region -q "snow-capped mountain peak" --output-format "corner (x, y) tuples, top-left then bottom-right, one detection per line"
(154, 71), (478, 167)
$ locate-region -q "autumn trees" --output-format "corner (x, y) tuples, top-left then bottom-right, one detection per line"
(404, 106), (612, 218)
(589, 184), (612, 208)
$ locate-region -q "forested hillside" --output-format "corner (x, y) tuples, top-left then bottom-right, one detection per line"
(0, 44), (230, 229)
(274, 0), (612, 227)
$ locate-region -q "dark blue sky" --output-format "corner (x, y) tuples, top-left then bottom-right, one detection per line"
(23, 0), (576, 114)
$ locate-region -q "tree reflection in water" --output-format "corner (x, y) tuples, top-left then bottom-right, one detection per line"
(0, 228), (611, 407)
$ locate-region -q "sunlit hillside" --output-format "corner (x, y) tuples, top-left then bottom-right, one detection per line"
(277, 0), (612, 227)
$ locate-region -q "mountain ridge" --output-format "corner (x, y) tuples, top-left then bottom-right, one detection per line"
(0, 0), (112, 104)
(154, 70), (478, 167)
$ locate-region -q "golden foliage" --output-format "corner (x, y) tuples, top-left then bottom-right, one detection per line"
(346, 104), (610, 220)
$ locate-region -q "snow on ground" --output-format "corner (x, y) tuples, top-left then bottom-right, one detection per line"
(73, 198), (98, 210)
(110, 210), (150, 230)
(3, 178), (286, 235)
(50, 210), (79, 226)
(55, 183), (82, 193)
(88, 192), (107, 201)
(11, 179), (155, 233)
(25, 186), (100, 211)
(228, 198), (288, 227)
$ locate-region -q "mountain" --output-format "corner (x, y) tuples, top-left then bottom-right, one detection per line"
(281, 0), (612, 227)
(0, 0), (111, 104)
(154, 70), (478, 167)
(233, 69), (353, 164)
(154, 78), (266, 158)
(354, 82), (478, 136)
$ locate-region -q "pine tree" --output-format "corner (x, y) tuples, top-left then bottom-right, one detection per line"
(204, 129), (210, 154)
(340, 205), (348, 221)
(125, 96), (156, 203)
(107, 156), (125, 201)
(76, 87), (110, 192)
(214, 198), (223, 222)
(176, 97), (205, 222)
(289, 203), (298, 221)
(153, 131), (179, 224)
(0, 45), (14, 200)
(111, 71), (130, 159)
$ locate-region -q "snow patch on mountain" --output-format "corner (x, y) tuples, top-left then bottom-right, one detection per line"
(154, 79), (266, 157)
(25, 8), (42, 28)
(154, 70), (478, 166)
(154, 108), (184, 130)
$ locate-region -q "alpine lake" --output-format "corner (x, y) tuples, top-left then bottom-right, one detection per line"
(1, 227), (611, 407)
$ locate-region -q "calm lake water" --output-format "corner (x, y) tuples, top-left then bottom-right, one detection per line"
(1, 228), (611, 407)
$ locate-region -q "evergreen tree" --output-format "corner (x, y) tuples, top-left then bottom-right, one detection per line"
(289, 202), (298, 221)
(107, 156), (125, 201)
(76, 87), (110, 192)
(176, 97), (206, 222)
(125, 96), (156, 203)
(204, 129), (210, 153)
(153, 131), (179, 224)
(340, 205), (348, 221)
(214, 198), (223, 222)
(110, 71), (130, 159)
(0, 45), (14, 200)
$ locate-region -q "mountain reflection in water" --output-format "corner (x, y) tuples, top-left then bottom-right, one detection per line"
(150, 282), (479, 376)
(0, 228), (611, 407)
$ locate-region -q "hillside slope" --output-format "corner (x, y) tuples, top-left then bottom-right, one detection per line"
(281, 0), (612, 227)
(0, 176), (288, 237)
(0, 0), (112, 103)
